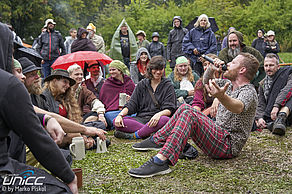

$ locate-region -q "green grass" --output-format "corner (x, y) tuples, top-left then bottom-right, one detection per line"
(278, 52), (292, 63)
(73, 128), (292, 193)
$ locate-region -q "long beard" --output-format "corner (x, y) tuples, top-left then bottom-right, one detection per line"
(227, 47), (241, 59)
(26, 80), (43, 95)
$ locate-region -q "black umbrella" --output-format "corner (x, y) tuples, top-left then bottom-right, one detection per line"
(13, 41), (43, 67)
(185, 17), (219, 33)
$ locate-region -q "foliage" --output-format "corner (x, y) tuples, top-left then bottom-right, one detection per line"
(1, 0), (292, 51)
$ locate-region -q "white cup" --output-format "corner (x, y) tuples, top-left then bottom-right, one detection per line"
(95, 137), (107, 153)
(69, 137), (85, 160)
(119, 93), (127, 108)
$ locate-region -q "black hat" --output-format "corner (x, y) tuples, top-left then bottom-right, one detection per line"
(44, 69), (76, 86)
(152, 32), (160, 38)
(18, 57), (41, 74)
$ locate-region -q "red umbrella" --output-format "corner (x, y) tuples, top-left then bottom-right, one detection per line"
(51, 51), (113, 70)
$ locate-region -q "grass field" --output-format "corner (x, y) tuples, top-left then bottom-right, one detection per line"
(73, 129), (292, 193)
(279, 52), (292, 64)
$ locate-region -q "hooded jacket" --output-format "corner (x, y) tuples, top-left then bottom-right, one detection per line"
(0, 23), (13, 73)
(99, 75), (135, 111)
(125, 77), (177, 118)
(218, 31), (265, 87)
(109, 19), (138, 62)
(167, 16), (189, 68)
(36, 28), (65, 60)
(182, 26), (217, 64)
(71, 28), (97, 53)
(130, 47), (151, 84)
(147, 39), (166, 59)
(0, 22), (74, 186)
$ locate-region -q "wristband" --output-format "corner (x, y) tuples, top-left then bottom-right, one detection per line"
(44, 116), (53, 128)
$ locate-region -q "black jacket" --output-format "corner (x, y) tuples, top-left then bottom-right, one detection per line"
(36, 29), (65, 60)
(71, 28), (96, 53)
(147, 41), (166, 59)
(256, 67), (292, 121)
(125, 77), (176, 118)
(0, 70), (74, 184)
(251, 37), (265, 56)
(167, 16), (188, 68)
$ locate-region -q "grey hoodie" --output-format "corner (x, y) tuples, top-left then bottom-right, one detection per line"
(130, 47), (151, 84)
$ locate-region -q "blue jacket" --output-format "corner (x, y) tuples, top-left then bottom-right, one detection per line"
(182, 27), (217, 63)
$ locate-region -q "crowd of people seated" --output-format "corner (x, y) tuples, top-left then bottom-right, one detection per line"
(1, 11), (290, 193)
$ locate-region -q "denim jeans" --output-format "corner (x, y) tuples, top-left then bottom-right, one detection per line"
(42, 59), (56, 78)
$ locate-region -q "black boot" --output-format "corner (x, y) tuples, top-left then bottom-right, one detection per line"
(272, 112), (287, 136)
(266, 122), (274, 132)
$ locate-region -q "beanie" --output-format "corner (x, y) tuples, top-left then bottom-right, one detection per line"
(176, 56), (188, 65)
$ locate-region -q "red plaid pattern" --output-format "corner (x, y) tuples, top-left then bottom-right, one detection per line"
(153, 104), (233, 165)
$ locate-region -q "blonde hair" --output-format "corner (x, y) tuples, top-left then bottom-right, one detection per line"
(67, 63), (82, 76)
(194, 14), (211, 29)
(43, 79), (83, 123)
(174, 64), (194, 82)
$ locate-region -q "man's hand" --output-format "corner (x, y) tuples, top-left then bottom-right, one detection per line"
(83, 127), (107, 141)
(147, 113), (161, 128)
(205, 79), (230, 99)
(193, 48), (200, 55)
(67, 175), (78, 194)
(210, 98), (220, 118)
(46, 117), (65, 145)
(271, 107), (279, 120)
(213, 58), (225, 69)
(256, 118), (266, 129)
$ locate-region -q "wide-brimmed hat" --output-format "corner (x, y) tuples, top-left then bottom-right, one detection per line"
(44, 69), (76, 86)
(266, 30), (275, 36)
(18, 57), (41, 74)
(136, 30), (146, 37)
(44, 19), (56, 28)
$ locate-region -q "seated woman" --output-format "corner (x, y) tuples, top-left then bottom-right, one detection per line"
(192, 53), (223, 116)
(114, 56), (176, 139)
(71, 27), (96, 53)
(168, 56), (200, 105)
(67, 64), (106, 127)
(99, 60), (136, 129)
(130, 47), (151, 84)
(42, 69), (95, 149)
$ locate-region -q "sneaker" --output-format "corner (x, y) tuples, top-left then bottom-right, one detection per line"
(128, 157), (171, 178)
(132, 137), (162, 151)
(114, 130), (133, 139)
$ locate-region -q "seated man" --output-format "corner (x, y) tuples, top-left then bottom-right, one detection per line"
(255, 53), (292, 135)
(128, 52), (259, 178)
(84, 61), (105, 98)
